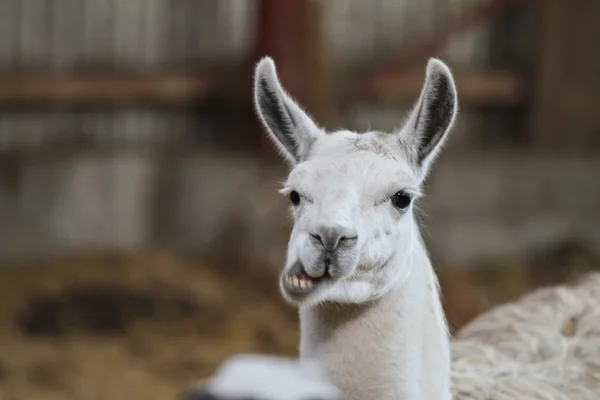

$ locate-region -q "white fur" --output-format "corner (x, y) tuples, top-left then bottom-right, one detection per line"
(451, 272), (600, 399)
(254, 57), (457, 400)
(186, 354), (341, 400)
(185, 274), (600, 400)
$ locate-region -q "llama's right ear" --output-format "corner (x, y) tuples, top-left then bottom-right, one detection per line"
(398, 58), (458, 182)
(254, 57), (324, 164)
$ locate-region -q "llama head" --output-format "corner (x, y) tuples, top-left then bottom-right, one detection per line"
(181, 354), (341, 400)
(254, 57), (457, 307)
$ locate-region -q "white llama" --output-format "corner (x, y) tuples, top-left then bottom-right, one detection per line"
(181, 354), (341, 400)
(252, 56), (600, 400)
(254, 56), (455, 400)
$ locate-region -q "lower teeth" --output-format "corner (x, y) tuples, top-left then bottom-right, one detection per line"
(286, 275), (313, 290)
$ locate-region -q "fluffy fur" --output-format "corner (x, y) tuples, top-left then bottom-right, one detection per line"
(181, 354), (341, 400)
(452, 272), (600, 399)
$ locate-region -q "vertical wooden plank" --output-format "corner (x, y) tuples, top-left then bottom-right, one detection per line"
(114, 0), (144, 69)
(530, 0), (565, 149)
(168, 0), (191, 66)
(303, 0), (336, 127)
(227, 0), (256, 61)
(19, 0), (51, 69)
(251, 0), (332, 146)
(254, 0), (305, 95)
(83, 0), (116, 67)
(253, 0), (308, 149)
(140, 0), (168, 69)
(51, 0), (86, 71)
(530, 0), (600, 150)
(0, 0), (20, 69)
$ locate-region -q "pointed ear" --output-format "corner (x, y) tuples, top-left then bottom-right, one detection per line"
(254, 57), (324, 164)
(399, 58), (458, 181)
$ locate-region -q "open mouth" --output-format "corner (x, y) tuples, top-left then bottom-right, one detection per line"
(281, 262), (327, 299)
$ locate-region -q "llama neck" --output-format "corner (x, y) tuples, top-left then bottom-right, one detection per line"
(298, 240), (451, 400)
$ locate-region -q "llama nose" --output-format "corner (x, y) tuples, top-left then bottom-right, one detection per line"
(309, 223), (358, 251)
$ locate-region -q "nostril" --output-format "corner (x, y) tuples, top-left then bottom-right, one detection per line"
(309, 232), (323, 245)
(340, 235), (358, 243)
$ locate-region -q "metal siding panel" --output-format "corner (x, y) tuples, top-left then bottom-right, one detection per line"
(0, 0), (492, 150)
(50, 0), (86, 71)
(320, 0), (489, 71)
(140, 0), (170, 68)
(113, 0), (145, 69)
(0, 0), (21, 68)
(83, 0), (117, 66)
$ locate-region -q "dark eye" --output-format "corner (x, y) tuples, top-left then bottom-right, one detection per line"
(391, 191), (412, 210)
(289, 190), (301, 206)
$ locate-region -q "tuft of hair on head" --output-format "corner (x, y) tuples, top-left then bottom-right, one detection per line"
(181, 354), (341, 400)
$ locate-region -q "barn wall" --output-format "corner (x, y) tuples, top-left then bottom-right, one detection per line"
(0, 0), (544, 264)
(0, 0), (490, 70)
(0, 0), (255, 70)
(0, 0), (498, 149)
(1, 152), (599, 265)
(321, 0), (491, 70)
(0, 0), (258, 151)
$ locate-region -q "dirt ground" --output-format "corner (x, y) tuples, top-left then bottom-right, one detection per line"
(0, 244), (597, 400)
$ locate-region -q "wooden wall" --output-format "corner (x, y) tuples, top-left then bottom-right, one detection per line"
(0, 0), (598, 263)
(531, 0), (600, 150)
(0, 0), (512, 152)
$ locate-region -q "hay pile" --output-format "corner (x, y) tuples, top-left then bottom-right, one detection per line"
(0, 244), (596, 400)
(0, 250), (298, 400)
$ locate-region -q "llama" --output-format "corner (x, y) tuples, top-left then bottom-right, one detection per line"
(252, 56), (600, 400)
(180, 354), (341, 400)
(254, 56), (455, 400)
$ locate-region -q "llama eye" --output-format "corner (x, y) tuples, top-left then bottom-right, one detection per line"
(289, 190), (301, 206)
(391, 191), (412, 210)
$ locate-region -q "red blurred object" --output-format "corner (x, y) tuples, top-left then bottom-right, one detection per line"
(253, 0), (309, 151)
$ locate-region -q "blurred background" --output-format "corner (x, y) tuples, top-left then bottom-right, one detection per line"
(0, 0), (598, 399)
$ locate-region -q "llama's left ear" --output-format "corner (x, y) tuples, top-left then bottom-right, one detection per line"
(254, 57), (324, 165)
(399, 58), (458, 181)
